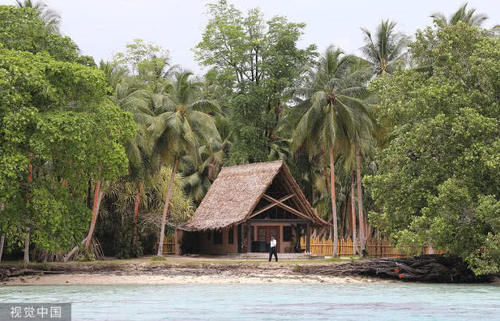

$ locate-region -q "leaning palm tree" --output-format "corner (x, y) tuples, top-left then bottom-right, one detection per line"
(102, 62), (155, 251)
(344, 106), (375, 255)
(147, 70), (221, 256)
(16, 0), (61, 34)
(361, 20), (408, 76)
(291, 46), (372, 257)
(431, 3), (488, 27)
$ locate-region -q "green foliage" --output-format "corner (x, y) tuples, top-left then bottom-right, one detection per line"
(361, 20), (408, 75)
(0, 6), (135, 260)
(1, 0), (497, 268)
(96, 167), (193, 257)
(291, 46), (372, 158)
(30, 184), (91, 253)
(146, 70), (221, 169)
(150, 256), (167, 261)
(0, 6), (79, 61)
(149, 167), (194, 225)
(75, 251), (96, 262)
(431, 3), (488, 28)
(113, 38), (170, 77)
(228, 85), (272, 163)
(366, 24), (500, 274)
(195, 0), (317, 164)
(15, 0), (62, 34)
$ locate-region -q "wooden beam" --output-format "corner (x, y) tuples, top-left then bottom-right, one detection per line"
(261, 194), (310, 220)
(306, 222), (311, 253)
(246, 221), (251, 253)
(248, 194), (295, 219)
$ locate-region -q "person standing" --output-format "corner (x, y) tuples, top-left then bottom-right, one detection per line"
(269, 236), (278, 262)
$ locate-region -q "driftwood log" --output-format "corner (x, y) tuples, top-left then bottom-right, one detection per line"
(298, 255), (491, 283)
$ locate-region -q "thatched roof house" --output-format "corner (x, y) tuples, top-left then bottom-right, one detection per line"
(176, 161), (327, 255)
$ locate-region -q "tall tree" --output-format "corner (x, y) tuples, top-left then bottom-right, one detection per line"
(15, 0), (61, 34)
(102, 61), (153, 251)
(195, 0), (316, 164)
(367, 24), (500, 275)
(431, 3), (488, 27)
(361, 20), (408, 76)
(292, 47), (372, 256)
(147, 71), (221, 256)
(1, 6), (135, 261)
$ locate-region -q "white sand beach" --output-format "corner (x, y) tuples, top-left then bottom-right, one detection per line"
(4, 272), (386, 285)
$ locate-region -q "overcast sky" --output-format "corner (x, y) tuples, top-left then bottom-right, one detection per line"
(1, 0), (498, 74)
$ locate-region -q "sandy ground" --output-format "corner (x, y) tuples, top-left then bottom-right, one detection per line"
(4, 272), (386, 285)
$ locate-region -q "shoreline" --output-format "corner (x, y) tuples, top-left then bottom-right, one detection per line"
(1, 255), (495, 285)
(0, 260), (391, 285)
(3, 272), (388, 285)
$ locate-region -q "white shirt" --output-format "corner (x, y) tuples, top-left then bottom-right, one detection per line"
(270, 239), (277, 248)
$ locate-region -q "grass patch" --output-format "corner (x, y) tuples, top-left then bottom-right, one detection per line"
(150, 256), (167, 262)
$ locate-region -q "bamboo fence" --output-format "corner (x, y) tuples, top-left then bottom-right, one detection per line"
(300, 236), (438, 258)
(163, 234), (438, 257)
(162, 236), (176, 255)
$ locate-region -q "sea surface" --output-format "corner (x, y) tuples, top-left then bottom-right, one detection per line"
(1, 283), (500, 320)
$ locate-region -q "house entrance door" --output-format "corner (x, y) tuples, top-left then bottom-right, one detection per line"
(257, 226), (280, 253)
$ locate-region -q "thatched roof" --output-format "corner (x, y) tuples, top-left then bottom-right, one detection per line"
(179, 160), (326, 231)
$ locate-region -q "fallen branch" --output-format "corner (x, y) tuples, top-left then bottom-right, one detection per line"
(63, 237), (87, 262)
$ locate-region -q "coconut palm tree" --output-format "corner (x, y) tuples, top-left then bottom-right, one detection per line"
(291, 46), (372, 257)
(100, 61), (153, 251)
(147, 70), (221, 256)
(431, 3), (488, 27)
(361, 20), (408, 76)
(15, 0), (61, 34)
(344, 112), (375, 255)
(181, 114), (231, 205)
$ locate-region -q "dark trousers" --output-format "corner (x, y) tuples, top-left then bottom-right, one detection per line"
(269, 246), (278, 262)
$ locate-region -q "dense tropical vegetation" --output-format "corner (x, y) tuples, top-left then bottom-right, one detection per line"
(0, 0), (498, 274)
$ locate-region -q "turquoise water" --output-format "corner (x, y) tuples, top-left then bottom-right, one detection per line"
(1, 283), (500, 320)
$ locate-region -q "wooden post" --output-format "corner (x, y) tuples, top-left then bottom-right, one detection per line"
(246, 222), (251, 253)
(306, 222), (310, 253)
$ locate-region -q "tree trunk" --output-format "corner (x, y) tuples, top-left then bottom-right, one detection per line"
(0, 203), (4, 262)
(64, 237), (87, 262)
(157, 158), (179, 256)
(329, 146), (338, 257)
(351, 173), (358, 255)
(84, 180), (103, 251)
(132, 181), (143, 248)
(24, 228), (30, 264)
(323, 167), (330, 192)
(24, 154), (33, 264)
(28, 153), (33, 183)
(0, 233), (5, 263)
(356, 144), (366, 253)
(86, 179), (92, 209)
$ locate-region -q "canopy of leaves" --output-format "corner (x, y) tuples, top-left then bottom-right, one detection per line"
(195, 0), (317, 164)
(0, 6), (135, 254)
(0, 6), (94, 63)
(366, 23), (500, 275)
(97, 167), (193, 258)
